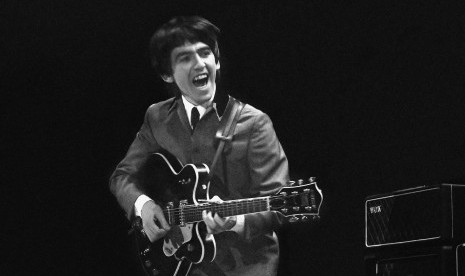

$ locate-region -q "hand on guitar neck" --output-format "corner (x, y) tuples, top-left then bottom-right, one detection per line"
(141, 200), (171, 242)
(141, 195), (240, 241)
(201, 195), (240, 235)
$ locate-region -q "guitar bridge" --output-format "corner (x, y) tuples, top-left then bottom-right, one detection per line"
(179, 200), (187, 226)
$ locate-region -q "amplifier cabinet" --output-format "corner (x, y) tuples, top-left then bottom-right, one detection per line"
(364, 244), (465, 276)
(365, 184), (465, 248)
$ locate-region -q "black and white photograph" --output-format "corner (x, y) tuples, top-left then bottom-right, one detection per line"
(4, 0), (465, 275)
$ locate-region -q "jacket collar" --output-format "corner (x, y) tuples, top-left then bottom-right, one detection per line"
(167, 87), (230, 117)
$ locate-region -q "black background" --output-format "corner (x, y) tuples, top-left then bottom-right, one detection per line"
(4, 0), (465, 275)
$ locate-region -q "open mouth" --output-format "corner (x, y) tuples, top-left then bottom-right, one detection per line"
(192, 73), (209, 87)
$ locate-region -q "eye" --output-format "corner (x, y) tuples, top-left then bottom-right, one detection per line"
(199, 49), (212, 58)
(179, 55), (190, 62)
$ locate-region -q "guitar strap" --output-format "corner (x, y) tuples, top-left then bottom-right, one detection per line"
(206, 96), (245, 187)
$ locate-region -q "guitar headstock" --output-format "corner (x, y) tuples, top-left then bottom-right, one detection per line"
(270, 177), (323, 223)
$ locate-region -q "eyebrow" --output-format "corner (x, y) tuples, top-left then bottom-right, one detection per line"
(173, 46), (211, 62)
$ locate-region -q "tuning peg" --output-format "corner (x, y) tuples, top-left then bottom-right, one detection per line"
(287, 180), (295, 186)
(309, 177), (316, 183)
(298, 179), (304, 185)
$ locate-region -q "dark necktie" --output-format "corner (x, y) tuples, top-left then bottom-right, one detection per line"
(191, 107), (200, 130)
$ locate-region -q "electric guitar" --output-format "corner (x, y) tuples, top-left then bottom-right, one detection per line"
(131, 151), (323, 276)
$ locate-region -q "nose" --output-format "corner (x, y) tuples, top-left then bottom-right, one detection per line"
(193, 53), (205, 70)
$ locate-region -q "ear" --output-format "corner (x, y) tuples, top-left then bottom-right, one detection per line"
(216, 60), (221, 70)
(161, 74), (174, 83)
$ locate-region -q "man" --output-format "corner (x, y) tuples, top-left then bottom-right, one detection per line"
(110, 16), (289, 275)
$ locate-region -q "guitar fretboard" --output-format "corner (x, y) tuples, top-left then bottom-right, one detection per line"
(165, 197), (270, 225)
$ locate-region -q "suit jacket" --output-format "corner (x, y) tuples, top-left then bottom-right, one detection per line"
(110, 94), (289, 275)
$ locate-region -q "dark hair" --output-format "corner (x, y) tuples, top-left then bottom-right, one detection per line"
(149, 16), (220, 76)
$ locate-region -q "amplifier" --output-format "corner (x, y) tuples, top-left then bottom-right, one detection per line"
(365, 184), (465, 248)
(364, 243), (465, 276)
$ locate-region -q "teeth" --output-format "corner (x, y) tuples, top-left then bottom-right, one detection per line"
(194, 74), (208, 81)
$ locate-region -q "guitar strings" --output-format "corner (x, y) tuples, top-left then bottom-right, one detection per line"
(164, 202), (269, 216)
(164, 202), (270, 224)
(161, 194), (301, 214)
(160, 194), (309, 225)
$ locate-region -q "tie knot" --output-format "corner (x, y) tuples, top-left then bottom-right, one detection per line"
(191, 107), (200, 130)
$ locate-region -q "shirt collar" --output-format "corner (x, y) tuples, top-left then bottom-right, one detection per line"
(181, 89), (217, 123)
(182, 95), (207, 123)
(168, 86), (230, 118)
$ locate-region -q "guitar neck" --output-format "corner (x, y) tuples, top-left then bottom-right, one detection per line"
(165, 196), (271, 226)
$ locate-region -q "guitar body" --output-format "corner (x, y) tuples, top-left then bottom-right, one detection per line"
(133, 151), (216, 276)
(131, 150), (323, 276)
(133, 220), (215, 276)
(133, 218), (190, 276)
(169, 222), (215, 263)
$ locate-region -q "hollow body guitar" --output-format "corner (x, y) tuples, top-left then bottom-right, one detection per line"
(131, 151), (323, 276)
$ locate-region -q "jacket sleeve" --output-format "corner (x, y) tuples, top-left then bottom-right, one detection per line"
(109, 107), (161, 220)
(243, 111), (289, 240)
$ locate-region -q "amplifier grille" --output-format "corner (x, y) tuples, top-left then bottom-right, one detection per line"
(366, 187), (443, 247)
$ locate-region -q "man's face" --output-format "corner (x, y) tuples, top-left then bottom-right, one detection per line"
(164, 41), (220, 106)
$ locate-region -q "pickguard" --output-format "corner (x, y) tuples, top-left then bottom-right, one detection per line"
(162, 224), (193, 256)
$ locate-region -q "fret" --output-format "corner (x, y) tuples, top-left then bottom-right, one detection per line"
(175, 196), (272, 225)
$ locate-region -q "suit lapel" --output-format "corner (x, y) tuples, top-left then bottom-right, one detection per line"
(162, 98), (193, 164)
(175, 97), (192, 134)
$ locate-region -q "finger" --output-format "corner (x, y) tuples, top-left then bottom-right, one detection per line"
(203, 210), (214, 234)
(143, 216), (158, 231)
(205, 211), (215, 225)
(213, 213), (227, 227)
(144, 225), (158, 242)
(214, 213), (236, 230)
(149, 227), (169, 241)
(203, 210), (216, 234)
(224, 217), (237, 229)
(143, 217), (168, 241)
(154, 211), (171, 231)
